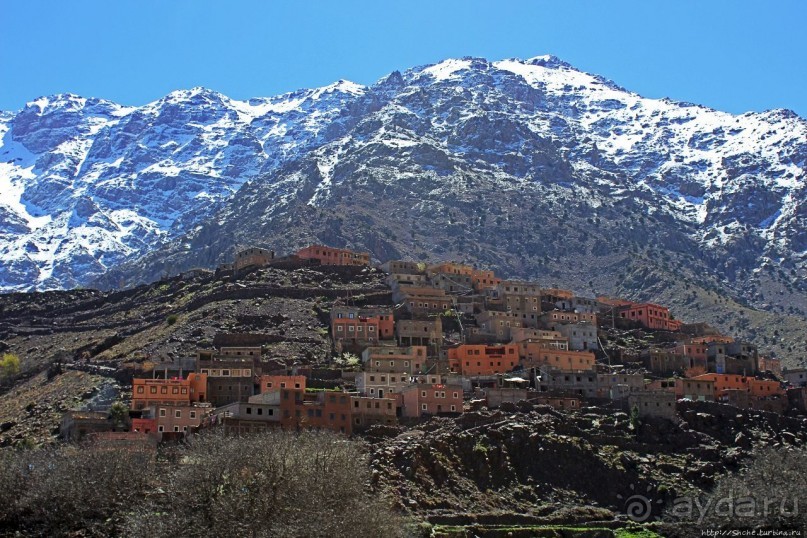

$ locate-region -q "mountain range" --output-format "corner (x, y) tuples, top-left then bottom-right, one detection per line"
(1, 55), (805, 365)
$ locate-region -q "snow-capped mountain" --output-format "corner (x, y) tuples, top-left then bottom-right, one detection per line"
(0, 82), (366, 289)
(2, 54), (805, 303)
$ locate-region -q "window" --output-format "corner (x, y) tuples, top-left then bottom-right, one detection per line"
(337, 326), (343, 332)
(246, 407), (252, 415)
(174, 426), (180, 432)
(421, 404), (428, 411)
(137, 386), (144, 394)
(175, 410), (182, 418)
(190, 411), (196, 419)
(172, 387), (179, 395)
(159, 409), (166, 417)
(158, 426), (164, 432)
(421, 391), (427, 397)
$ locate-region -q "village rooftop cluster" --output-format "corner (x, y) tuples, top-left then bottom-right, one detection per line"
(61, 244), (807, 444)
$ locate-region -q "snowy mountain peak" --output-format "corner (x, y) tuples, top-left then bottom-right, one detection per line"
(525, 54), (572, 68)
(0, 54), (805, 295)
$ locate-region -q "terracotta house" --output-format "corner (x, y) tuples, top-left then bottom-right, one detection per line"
(470, 269), (501, 291)
(447, 344), (519, 376)
(331, 306), (394, 345)
(674, 342), (709, 365)
(520, 346), (596, 373)
(131, 374), (208, 411)
(259, 375), (306, 392)
(617, 303), (681, 331)
(401, 382), (463, 417)
(691, 373), (783, 401)
(140, 402), (213, 437)
(296, 244), (370, 266)
(758, 356), (782, 377)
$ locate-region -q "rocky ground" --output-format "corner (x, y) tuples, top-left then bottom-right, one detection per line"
(366, 401), (807, 535)
(0, 264), (389, 446)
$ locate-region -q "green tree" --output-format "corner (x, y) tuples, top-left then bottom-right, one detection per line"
(0, 353), (20, 380)
(109, 401), (129, 428)
(629, 404), (641, 432)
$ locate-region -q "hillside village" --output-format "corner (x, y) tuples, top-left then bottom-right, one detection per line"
(60, 243), (807, 445)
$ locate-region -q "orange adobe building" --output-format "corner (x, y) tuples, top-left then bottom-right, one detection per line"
(674, 342), (709, 365)
(259, 375), (306, 392)
(617, 302), (682, 331)
(691, 373), (783, 399)
(519, 345), (595, 372)
(296, 244), (370, 266)
(448, 344), (519, 376)
(131, 374), (208, 410)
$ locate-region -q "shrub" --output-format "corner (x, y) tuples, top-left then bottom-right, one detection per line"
(166, 314), (178, 326)
(0, 353), (20, 380)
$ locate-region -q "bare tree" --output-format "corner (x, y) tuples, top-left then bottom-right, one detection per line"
(0, 443), (152, 536)
(664, 447), (807, 534)
(124, 429), (407, 538)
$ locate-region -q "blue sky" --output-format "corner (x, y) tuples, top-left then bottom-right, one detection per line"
(1, 1), (806, 116)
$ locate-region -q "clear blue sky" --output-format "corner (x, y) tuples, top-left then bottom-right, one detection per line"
(1, 1), (805, 117)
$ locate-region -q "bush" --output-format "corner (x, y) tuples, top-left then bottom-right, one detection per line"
(0, 353), (20, 380)
(0, 429), (406, 537)
(166, 314), (178, 326)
